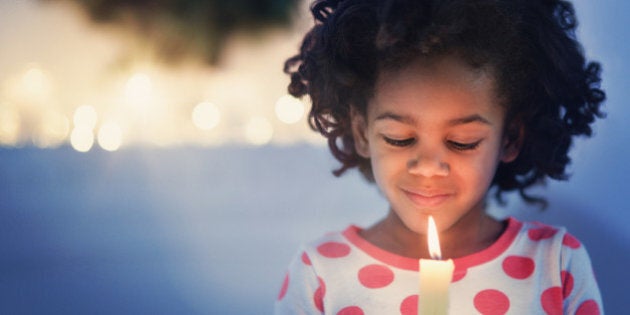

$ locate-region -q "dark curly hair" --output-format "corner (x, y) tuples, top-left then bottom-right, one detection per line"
(284, 0), (605, 205)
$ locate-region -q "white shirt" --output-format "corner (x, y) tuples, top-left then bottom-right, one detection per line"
(275, 217), (602, 314)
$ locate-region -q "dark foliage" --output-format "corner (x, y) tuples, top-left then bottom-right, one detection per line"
(43, 0), (300, 64)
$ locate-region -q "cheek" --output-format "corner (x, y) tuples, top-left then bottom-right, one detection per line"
(458, 148), (502, 189)
(369, 148), (406, 184)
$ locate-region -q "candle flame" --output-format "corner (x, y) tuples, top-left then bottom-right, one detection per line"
(427, 216), (442, 260)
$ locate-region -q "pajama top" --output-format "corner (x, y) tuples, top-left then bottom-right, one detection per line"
(275, 217), (602, 314)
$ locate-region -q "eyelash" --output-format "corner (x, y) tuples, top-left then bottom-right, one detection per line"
(383, 137), (416, 147)
(447, 140), (482, 151)
(383, 136), (481, 151)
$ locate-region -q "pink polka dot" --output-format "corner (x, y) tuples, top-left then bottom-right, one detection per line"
(317, 242), (351, 258)
(528, 227), (558, 241)
(302, 252), (312, 265)
(452, 268), (467, 282)
(561, 271), (574, 299)
(540, 286), (563, 315)
(314, 277), (326, 312)
(473, 289), (510, 315)
(337, 306), (364, 315)
(400, 295), (418, 315)
(576, 299), (601, 315)
(562, 233), (581, 249)
(277, 273), (289, 301)
(358, 264), (395, 289)
(502, 256), (535, 279)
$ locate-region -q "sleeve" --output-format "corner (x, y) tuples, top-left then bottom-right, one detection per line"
(560, 232), (604, 314)
(274, 250), (323, 315)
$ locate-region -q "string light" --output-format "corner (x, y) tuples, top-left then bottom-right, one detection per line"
(0, 106), (20, 146)
(192, 101), (221, 130)
(20, 65), (52, 102)
(35, 112), (70, 148)
(73, 105), (98, 130)
(70, 126), (94, 152)
(275, 94), (305, 124)
(245, 116), (273, 146)
(97, 122), (123, 151)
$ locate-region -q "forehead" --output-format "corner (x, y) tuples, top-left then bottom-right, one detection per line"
(369, 55), (503, 122)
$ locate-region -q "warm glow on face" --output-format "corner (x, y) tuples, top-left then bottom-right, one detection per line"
(428, 216), (442, 260)
(245, 116), (273, 145)
(192, 101), (221, 130)
(70, 126), (94, 152)
(97, 122), (123, 151)
(275, 94), (304, 124)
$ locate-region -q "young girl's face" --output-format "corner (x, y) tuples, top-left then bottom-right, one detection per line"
(351, 55), (518, 235)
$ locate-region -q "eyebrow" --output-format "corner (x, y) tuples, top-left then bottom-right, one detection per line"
(374, 112), (492, 126)
(447, 114), (492, 126)
(374, 112), (416, 125)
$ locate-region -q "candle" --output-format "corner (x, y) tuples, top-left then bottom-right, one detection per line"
(418, 216), (455, 315)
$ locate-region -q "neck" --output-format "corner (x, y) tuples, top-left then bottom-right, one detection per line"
(439, 211), (505, 259)
(359, 206), (505, 260)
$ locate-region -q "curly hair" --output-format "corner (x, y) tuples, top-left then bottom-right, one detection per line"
(284, 0), (605, 205)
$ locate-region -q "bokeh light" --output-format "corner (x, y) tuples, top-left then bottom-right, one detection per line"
(125, 73), (153, 107)
(0, 106), (20, 146)
(34, 111), (70, 148)
(245, 116), (273, 146)
(192, 101), (221, 130)
(97, 122), (123, 151)
(73, 105), (98, 130)
(0, 1), (318, 148)
(23, 67), (46, 92)
(20, 65), (52, 102)
(70, 126), (94, 152)
(275, 94), (305, 124)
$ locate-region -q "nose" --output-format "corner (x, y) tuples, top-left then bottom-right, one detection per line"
(407, 150), (450, 177)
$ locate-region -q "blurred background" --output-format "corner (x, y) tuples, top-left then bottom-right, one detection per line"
(0, 0), (627, 313)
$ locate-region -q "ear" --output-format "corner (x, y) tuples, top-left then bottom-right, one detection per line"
(501, 122), (524, 163)
(350, 107), (370, 158)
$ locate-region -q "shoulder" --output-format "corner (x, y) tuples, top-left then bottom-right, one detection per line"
(276, 225), (390, 314)
(507, 218), (594, 273)
(512, 219), (584, 249)
(299, 225), (359, 265)
(508, 219), (603, 313)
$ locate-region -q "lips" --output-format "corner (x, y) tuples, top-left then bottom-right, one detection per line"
(402, 188), (452, 208)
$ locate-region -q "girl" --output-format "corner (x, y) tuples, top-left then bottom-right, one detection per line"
(276, 0), (605, 314)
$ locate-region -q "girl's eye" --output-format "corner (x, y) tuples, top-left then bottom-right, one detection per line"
(448, 140), (482, 151)
(384, 136), (415, 147)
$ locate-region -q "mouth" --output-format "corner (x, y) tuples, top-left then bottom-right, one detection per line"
(401, 188), (452, 208)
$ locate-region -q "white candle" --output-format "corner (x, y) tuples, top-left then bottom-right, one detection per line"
(418, 216), (455, 315)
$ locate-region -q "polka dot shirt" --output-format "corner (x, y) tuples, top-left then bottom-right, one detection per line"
(275, 217), (602, 314)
